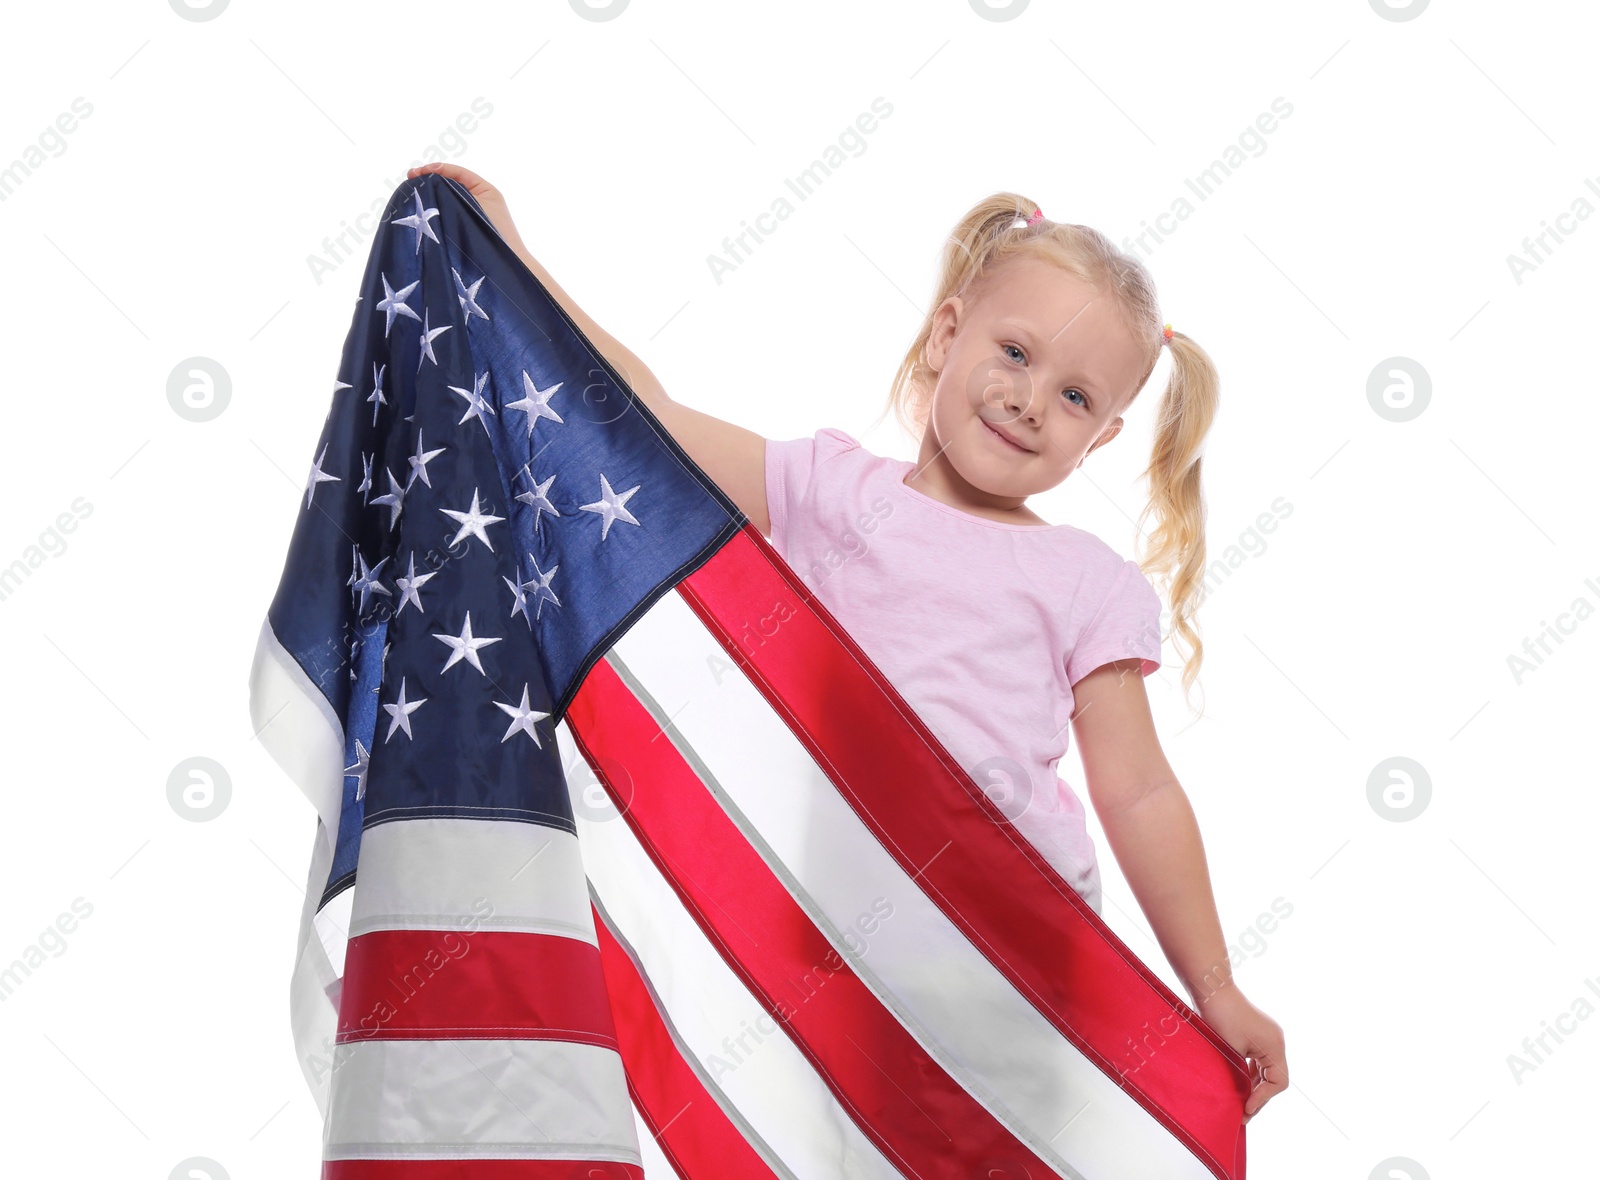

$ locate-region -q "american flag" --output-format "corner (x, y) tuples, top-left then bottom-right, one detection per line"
(248, 171), (1250, 1179)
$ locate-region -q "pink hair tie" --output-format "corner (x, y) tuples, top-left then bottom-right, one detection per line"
(1025, 207), (1044, 226)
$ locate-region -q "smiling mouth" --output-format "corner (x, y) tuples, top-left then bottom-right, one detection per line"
(981, 419), (1031, 453)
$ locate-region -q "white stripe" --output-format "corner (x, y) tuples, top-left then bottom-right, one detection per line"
(249, 616), (345, 847)
(349, 817), (597, 945)
(324, 1038), (641, 1162)
(608, 589), (1214, 1180)
(250, 619), (348, 1120)
(554, 716), (902, 1180)
(289, 817), (342, 1120)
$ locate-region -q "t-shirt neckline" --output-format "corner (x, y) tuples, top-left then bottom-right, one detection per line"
(893, 460), (1071, 532)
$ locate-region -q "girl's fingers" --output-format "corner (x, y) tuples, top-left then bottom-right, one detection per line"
(1242, 1052), (1289, 1120)
(408, 161), (484, 188)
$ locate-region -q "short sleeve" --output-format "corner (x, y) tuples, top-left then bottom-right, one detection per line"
(763, 427), (860, 555)
(1065, 559), (1163, 687)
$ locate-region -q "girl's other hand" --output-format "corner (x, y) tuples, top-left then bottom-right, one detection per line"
(1196, 986), (1288, 1123)
(407, 162), (523, 249)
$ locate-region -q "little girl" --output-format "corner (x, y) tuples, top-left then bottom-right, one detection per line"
(407, 161), (1289, 1123)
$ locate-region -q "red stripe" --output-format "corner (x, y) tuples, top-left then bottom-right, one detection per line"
(592, 901), (783, 1180)
(566, 660), (1059, 1180)
(336, 928), (618, 1050)
(324, 1163), (643, 1180)
(677, 524), (1250, 1180)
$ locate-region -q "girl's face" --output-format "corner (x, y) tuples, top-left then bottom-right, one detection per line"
(918, 256), (1150, 515)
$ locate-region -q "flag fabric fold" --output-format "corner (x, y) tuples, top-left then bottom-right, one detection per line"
(248, 171), (1250, 1179)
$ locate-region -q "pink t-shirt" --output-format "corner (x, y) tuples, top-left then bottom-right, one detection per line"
(764, 427), (1162, 915)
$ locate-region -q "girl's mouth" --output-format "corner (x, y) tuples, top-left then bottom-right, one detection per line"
(981, 419), (1030, 453)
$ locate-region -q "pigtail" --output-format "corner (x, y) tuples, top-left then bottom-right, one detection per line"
(1136, 330), (1219, 715)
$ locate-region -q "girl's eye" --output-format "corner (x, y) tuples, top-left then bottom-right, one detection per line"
(1003, 343), (1088, 409)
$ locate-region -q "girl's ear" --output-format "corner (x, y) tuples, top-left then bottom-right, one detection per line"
(924, 295), (965, 372)
(1084, 416), (1125, 460)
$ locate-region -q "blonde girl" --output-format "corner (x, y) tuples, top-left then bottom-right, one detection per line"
(407, 161), (1289, 1124)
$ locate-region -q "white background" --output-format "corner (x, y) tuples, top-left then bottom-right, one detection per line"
(1, 1), (1595, 1176)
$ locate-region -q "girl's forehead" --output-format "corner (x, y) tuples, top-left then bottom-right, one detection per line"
(974, 261), (1099, 315)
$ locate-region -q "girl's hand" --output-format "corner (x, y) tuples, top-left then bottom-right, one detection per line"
(407, 161), (523, 249)
(1196, 986), (1288, 1122)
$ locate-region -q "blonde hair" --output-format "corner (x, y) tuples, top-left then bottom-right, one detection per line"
(873, 192), (1219, 713)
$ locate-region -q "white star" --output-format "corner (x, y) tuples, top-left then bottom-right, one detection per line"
(515, 469), (561, 535)
(394, 552), (438, 617)
(447, 370), (495, 437)
(580, 473), (642, 541)
(439, 487), (507, 552)
(417, 307), (452, 372)
(407, 432), (447, 489)
(356, 451), (374, 503)
(503, 573), (530, 627)
(392, 188), (441, 254)
(304, 442), (341, 510)
(344, 738), (371, 802)
(351, 552), (392, 615)
(522, 552), (562, 620)
(367, 361), (388, 427)
(433, 610), (503, 676)
(382, 676), (428, 742)
(506, 371), (564, 437)
(370, 467), (407, 532)
(375, 273), (422, 338)
(453, 267), (490, 322)
(493, 684), (550, 746)
(333, 377), (352, 396)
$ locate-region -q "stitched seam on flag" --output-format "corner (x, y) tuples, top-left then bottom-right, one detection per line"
(347, 916), (594, 938)
(678, 540), (1241, 1180)
(323, 1141), (641, 1161)
(588, 882), (801, 1180)
(604, 643), (1086, 1180)
(320, 871), (355, 911)
(359, 804), (576, 829)
(565, 709), (929, 1180)
(335, 1026), (619, 1041)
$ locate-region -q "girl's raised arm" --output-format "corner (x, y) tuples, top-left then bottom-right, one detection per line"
(407, 163), (771, 536)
